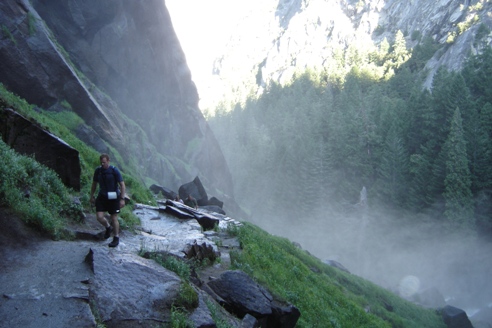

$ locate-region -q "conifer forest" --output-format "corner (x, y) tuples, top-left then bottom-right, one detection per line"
(209, 38), (492, 238)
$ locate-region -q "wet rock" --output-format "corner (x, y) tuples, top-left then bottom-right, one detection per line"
(164, 199), (220, 230)
(184, 241), (219, 263)
(241, 314), (260, 328)
(0, 108), (81, 190)
(442, 305), (473, 328)
(207, 270), (300, 327)
(179, 176), (209, 206)
(208, 197), (224, 209)
(200, 205), (226, 215)
(150, 184), (177, 199)
(164, 204), (195, 220)
(208, 270), (273, 318)
(86, 247), (181, 327)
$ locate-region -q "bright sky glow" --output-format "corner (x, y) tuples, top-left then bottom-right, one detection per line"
(165, 1), (245, 104)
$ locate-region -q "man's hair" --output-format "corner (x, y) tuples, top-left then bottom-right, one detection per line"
(100, 153), (110, 161)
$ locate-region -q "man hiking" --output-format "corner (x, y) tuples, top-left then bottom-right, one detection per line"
(89, 153), (126, 247)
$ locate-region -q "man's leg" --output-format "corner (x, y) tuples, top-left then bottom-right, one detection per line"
(108, 213), (120, 247)
(96, 211), (112, 239)
(110, 213), (119, 237)
(96, 211), (109, 226)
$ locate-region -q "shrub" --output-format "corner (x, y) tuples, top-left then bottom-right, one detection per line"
(174, 282), (199, 310)
(0, 139), (81, 239)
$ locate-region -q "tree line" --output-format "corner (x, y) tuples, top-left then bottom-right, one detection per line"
(208, 38), (492, 236)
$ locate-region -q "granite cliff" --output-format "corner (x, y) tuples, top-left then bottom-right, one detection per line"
(199, 0), (492, 111)
(0, 0), (233, 199)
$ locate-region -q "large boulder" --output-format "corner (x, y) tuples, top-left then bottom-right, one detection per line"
(441, 305), (473, 328)
(179, 176), (208, 206)
(207, 270), (300, 328)
(86, 247), (182, 327)
(0, 108), (81, 190)
(150, 184), (177, 199)
(177, 177), (231, 217)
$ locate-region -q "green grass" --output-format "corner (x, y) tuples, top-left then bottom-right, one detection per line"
(205, 299), (234, 328)
(169, 305), (194, 328)
(0, 83), (156, 233)
(230, 222), (446, 328)
(0, 139), (81, 239)
(141, 252), (192, 281)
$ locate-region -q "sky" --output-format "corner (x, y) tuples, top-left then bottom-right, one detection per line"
(165, 0), (248, 109)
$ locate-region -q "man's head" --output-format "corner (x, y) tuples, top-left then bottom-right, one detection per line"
(100, 153), (110, 169)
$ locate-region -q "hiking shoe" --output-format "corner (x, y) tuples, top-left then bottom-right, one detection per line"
(104, 226), (113, 239)
(108, 236), (119, 247)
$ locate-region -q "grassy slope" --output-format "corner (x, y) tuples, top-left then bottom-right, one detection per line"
(231, 223), (446, 328)
(0, 84), (155, 235)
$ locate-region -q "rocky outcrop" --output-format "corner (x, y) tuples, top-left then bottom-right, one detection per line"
(86, 247), (182, 327)
(74, 202), (299, 327)
(149, 184), (177, 200)
(441, 305), (473, 328)
(151, 177), (247, 219)
(208, 0), (492, 109)
(207, 270), (301, 328)
(0, 0), (126, 148)
(179, 176), (209, 206)
(31, 0), (234, 196)
(0, 108), (81, 190)
(0, 0), (234, 199)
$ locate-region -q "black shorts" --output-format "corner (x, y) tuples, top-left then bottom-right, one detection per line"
(95, 196), (120, 215)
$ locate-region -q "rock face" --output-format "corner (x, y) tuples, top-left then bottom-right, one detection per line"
(86, 247), (182, 327)
(207, 270), (301, 328)
(75, 202), (298, 327)
(0, 0), (126, 148)
(208, 0), (492, 109)
(0, 0), (233, 197)
(441, 305), (473, 328)
(0, 108), (81, 190)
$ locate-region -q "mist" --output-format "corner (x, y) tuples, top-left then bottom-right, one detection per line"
(243, 198), (492, 322)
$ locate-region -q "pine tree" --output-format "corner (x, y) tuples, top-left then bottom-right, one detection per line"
(428, 70), (471, 201)
(442, 108), (474, 229)
(377, 123), (409, 207)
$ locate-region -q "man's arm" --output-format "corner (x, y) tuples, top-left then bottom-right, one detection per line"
(90, 181), (97, 203)
(119, 181), (126, 206)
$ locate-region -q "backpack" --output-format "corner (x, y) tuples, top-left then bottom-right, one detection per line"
(97, 165), (120, 194)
